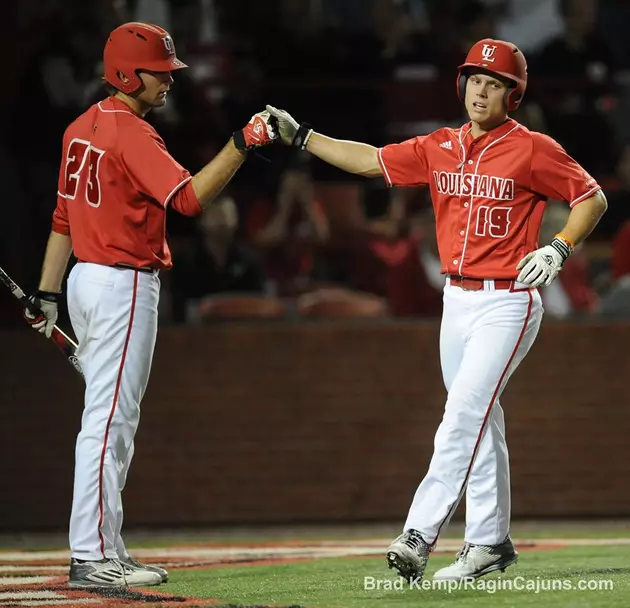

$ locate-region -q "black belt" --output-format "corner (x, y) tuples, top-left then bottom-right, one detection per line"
(113, 263), (156, 274)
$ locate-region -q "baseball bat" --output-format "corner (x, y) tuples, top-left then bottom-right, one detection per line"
(0, 265), (84, 377)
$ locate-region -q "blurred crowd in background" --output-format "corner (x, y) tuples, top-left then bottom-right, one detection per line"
(2, 0), (630, 326)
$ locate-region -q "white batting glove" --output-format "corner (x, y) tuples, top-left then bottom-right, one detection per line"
(516, 237), (572, 288)
(24, 291), (59, 338)
(266, 104), (313, 148)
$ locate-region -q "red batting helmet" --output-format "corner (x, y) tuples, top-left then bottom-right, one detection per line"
(103, 22), (187, 94)
(457, 38), (527, 112)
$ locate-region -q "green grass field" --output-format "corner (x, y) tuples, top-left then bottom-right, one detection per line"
(166, 546), (630, 608)
(2, 523), (630, 608)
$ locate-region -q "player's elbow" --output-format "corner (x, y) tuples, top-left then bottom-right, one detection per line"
(576, 190), (607, 220)
(358, 147), (383, 178)
(595, 190), (608, 215)
(585, 190), (608, 223)
(359, 165), (385, 178)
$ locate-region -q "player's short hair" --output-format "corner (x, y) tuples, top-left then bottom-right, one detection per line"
(463, 67), (514, 89)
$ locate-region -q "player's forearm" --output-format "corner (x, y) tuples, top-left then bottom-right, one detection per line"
(38, 231), (73, 292)
(305, 132), (382, 177)
(191, 139), (247, 209)
(558, 191), (608, 247)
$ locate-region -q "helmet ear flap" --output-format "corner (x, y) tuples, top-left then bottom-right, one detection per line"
(458, 73), (468, 102)
(112, 67), (142, 94)
(505, 85), (522, 112)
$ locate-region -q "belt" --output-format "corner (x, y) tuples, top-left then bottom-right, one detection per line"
(113, 263), (156, 274)
(447, 275), (513, 291)
(77, 261), (157, 275)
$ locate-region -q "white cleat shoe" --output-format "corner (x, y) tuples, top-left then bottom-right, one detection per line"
(433, 536), (518, 581)
(120, 555), (168, 583)
(386, 529), (431, 582)
(68, 558), (162, 588)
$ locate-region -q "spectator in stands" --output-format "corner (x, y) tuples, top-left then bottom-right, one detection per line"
(596, 218), (630, 318)
(13, 9), (106, 287)
(345, 186), (443, 316)
(343, 184), (417, 296)
(484, 0), (564, 54)
(247, 154), (329, 296)
(168, 195), (266, 323)
(432, 1), (498, 73)
(534, 0), (619, 175)
(597, 0), (630, 69)
(610, 220), (630, 282)
(337, 183), (406, 297)
(538, 203), (598, 318)
(385, 206), (444, 318)
(368, 0), (432, 66)
(580, 144), (630, 310)
(594, 144), (630, 239)
(602, 146), (630, 299)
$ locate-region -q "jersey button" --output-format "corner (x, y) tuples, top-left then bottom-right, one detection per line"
(468, 160), (473, 165)
(460, 230), (465, 236)
(453, 259), (459, 265)
(464, 202), (469, 208)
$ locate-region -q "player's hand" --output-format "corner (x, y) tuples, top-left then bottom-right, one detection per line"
(24, 291), (59, 339)
(233, 110), (278, 151)
(266, 105), (313, 148)
(516, 237), (572, 288)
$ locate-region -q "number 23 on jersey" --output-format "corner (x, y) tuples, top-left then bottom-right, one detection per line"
(64, 138), (105, 208)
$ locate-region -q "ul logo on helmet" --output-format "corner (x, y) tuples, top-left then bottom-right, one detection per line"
(481, 44), (497, 62)
(162, 35), (174, 56)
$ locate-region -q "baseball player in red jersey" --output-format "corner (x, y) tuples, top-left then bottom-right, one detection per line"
(267, 38), (607, 582)
(24, 22), (277, 588)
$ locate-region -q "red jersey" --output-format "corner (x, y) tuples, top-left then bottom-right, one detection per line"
(52, 96), (201, 270)
(378, 119), (602, 279)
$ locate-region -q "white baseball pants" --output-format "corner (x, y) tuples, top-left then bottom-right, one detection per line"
(404, 279), (543, 546)
(66, 262), (159, 560)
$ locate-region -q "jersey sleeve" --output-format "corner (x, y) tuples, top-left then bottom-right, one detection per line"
(169, 179), (202, 217)
(52, 137), (70, 235)
(120, 121), (192, 207)
(530, 133), (601, 207)
(378, 136), (430, 187)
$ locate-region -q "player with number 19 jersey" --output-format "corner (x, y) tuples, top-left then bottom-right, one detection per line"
(263, 36), (608, 585)
(378, 119), (601, 278)
(53, 96), (200, 270)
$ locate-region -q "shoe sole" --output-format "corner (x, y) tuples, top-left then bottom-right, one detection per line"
(474, 553), (518, 579)
(386, 551), (421, 582)
(69, 581), (127, 588)
(68, 579), (161, 588)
